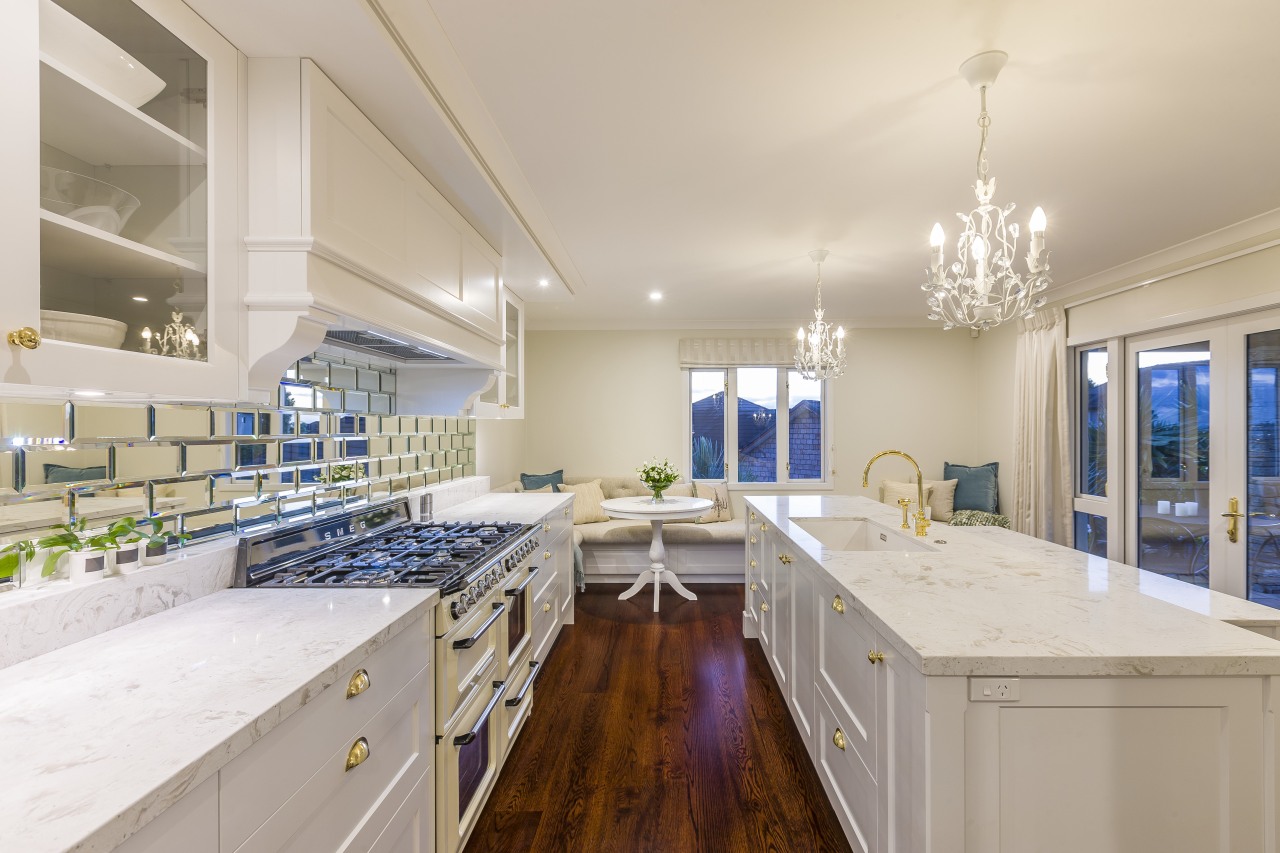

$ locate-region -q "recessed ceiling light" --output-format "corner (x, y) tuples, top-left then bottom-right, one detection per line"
(132, 296), (148, 302)
(538, 278), (550, 287)
(74, 390), (105, 397)
(649, 291), (663, 301)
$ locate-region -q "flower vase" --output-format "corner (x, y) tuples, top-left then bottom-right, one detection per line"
(650, 486), (666, 504)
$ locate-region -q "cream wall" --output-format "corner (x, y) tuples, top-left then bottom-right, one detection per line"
(520, 328), (983, 511)
(474, 417), (525, 486)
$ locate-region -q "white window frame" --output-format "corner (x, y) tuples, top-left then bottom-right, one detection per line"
(1071, 338), (1124, 562)
(684, 366), (832, 489)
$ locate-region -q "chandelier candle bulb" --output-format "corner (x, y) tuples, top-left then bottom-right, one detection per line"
(929, 223), (945, 272)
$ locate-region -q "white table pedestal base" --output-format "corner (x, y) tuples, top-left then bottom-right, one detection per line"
(617, 519), (698, 612)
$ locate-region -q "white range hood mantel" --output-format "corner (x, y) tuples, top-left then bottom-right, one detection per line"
(242, 58), (504, 398)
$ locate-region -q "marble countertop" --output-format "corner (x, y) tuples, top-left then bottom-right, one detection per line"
(435, 491), (573, 524)
(0, 587), (437, 853)
(746, 494), (1280, 677)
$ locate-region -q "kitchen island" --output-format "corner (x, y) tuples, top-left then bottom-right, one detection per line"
(745, 494), (1280, 853)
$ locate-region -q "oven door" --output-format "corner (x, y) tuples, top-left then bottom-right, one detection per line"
(436, 591), (506, 732)
(437, 679), (507, 853)
(503, 564), (539, 671)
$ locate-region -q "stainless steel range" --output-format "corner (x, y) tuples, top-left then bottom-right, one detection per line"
(235, 499), (542, 853)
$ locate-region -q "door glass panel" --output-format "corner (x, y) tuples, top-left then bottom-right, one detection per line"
(1080, 348), (1108, 496)
(1247, 330), (1280, 605)
(737, 367), (777, 483)
(1074, 512), (1108, 558)
(690, 370), (725, 479)
(1136, 344), (1210, 586)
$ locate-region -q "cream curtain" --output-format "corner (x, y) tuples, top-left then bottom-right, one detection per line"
(1012, 306), (1073, 544)
(678, 338), (794, 367)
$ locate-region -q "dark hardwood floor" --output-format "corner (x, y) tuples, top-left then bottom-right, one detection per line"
(463, 584), (853, 853)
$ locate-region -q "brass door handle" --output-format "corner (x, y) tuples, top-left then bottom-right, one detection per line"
(345, 737), (370, 771)
(1223, 497), (1244, 544)
(832, 595), (845, 614)
(868, 650), (885, 664)
(833, 728), (847, 751)
(346, 668), (370, 699)
(7, 327), (40, 350)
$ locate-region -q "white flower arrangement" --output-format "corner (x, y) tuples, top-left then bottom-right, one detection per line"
(636, 457), (680, 491)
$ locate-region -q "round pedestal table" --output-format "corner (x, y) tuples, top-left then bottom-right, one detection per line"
(599, 495), (713, 612)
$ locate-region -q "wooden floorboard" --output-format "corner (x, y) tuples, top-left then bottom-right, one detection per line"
(463, 583), (853, 853)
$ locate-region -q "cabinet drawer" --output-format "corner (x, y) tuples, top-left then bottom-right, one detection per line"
(220, 616), (432, 852)
(117, 774), (218, 853)
(543, 506), (572, 543)
(816, 685), (878, 853)
(364, 765), (433, 853)
(755, 584), (773, 655)
(233, 666), (432, 853)
(816, 582), (877, 778)
(533, 542), (559, 601)
(532, 573), (560, 664)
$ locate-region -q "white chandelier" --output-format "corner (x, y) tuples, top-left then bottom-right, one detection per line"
(795, 249), (846, 380)
(923, 50), (1050, 331)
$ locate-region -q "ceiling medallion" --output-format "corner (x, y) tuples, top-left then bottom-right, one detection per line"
(795, 249), (846, 381)
(924, 50), (1050, 331)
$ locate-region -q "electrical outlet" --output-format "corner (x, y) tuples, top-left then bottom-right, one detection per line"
(969, 677), (1020, 702)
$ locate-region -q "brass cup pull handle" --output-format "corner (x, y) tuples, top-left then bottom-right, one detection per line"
(760, 602), (769, 613)
(7, 327), (40, 350)
(833, 728), (847, 751)
(346, 668), (371, 699)
(832, 595), (845, 614)
(868, 650), (885, 664)
(750, 582), (758, 591)
(345, 737), (370, 771)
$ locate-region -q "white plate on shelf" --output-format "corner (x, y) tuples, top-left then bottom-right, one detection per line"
(39, 0), (166, 109)
(40, 310), (128, 349)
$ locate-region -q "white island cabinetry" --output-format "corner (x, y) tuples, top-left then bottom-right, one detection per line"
(746, 494), (1280, 853)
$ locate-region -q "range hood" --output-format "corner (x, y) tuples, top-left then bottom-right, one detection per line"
(323, 330), (458, 364)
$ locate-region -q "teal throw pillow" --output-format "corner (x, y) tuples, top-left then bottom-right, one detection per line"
(520, 469), (564, 491)
(43, 463), (108, 484)
(948, 509), (1011, 529)
(943, 461), (999, 513)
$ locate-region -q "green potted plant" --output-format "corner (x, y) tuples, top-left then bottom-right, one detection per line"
(133, 517), (189, 566)
(37, 520), (118, 584)
(106, 517), (144, 574)
(0, 539), (36, 590)
(636, 457), (681, 503)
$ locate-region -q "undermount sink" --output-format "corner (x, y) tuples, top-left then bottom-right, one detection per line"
(789, 517), (936, 552)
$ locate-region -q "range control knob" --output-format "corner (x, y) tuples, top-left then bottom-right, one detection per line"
(450, 600), (467, 620)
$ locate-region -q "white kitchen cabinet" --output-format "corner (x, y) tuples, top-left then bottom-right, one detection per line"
(114, 774), (219, 853)
(744, 508), (762, 637)
(1, 0), (242, 400)
(472, 289), (524, 418)
(766, 522), (792, 696)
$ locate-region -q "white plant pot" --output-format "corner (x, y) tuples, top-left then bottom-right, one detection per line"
(27, 549), (60, 586)
(111, 545), (141, 574)
(67, 551), (106, 584)
(143, 542), (168, 566)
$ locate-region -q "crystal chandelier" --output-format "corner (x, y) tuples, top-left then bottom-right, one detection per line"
(923, 50), (1050, 331)
(795, 249), (846, 380)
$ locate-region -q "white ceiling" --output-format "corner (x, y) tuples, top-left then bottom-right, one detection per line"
(190, 0), (1280, 332)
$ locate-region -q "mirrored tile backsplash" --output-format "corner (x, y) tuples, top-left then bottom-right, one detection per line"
(0, 351), (477, 545)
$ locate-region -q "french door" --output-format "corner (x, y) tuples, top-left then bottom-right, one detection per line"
(1123, 309), (1280, 604)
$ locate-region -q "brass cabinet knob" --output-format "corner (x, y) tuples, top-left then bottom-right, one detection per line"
(346, 668), (371, 699)
(543, 550), (551, 560)
(345, 737), (370, 771)
(543, 523), (551, 532)
(750, 582), (758, 591)
(832, 595), (845, 614)
(750, 536), (757, 544)
(564, 508), (570, 517)
(778, 554), (791, 565)
(833, 728), (847, 751)
(760, 602), (769, 613)
(543, 601), (552, 612)
(7, 327), (40, 350)
(867, 650), (885, 664)
(750, 511), (757, 521)
(750, 559), (757, 568)
(760, 523), (768, 532)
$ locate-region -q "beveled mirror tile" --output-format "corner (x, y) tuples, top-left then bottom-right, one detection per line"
(431, 417), (446, 433)
(296, 412), (325, 435)
(297, 359), (329, 385)
(0, 495), (70, 536)
(257, 410), (294, 438)
(335, 413), (371, 436)
(315, 438), (341, 462)
(21, 446), (110, 490)
(71, 404), (148, 443)
(344, 390), (370, 413)
(212, 472), (259, 507)
(412, 417), (430, 434)
(369, 393), (392, 415)
(184, 443), (234, 475)
(440, 468), (455, 482)
(406, 435), (424, 453)
(259, 469), (295, 496)
(415, 453), (433, 472)
(399, 454), (419, 473)
(357, 368), (381, 392)
(149, 477), (211, 516)
(290, 465), (325, 492)
(378, 456), (401, 476)
(371, 479), (392, 501)
(183, 507), (235, 540)
(315, 486), (344, 513)
(445, 418), (459, 434)
(114, 444), (181, 482)
(425, 470), (441, 485)
(343, 482), (370, 506)
(279, 492), (314, 522)
(234, 441), (278, 470)
(280, 383), (314, 410)
(381, 372), (396, 393)
(0, 450), (16, 494)
(329, 363), (358, 390)
(314, 388), (343, 411)
(463, 463), (476, 477)
(212, 408), (259, 439)
(377, 416), (398, 436)
(390, 475), (410, 494)
(152, 404), (210, 440)
(72, 484), (149, 531)
(450, 434), (465, 450)
(0, 401), (68, 445)
(463, 433), (476, 449)
(236, 500), (279, 531)
(422, 435), (441, 453)
(461, 418), (475, 435)
(368, 436), (391, 457)
(280, 438), (314, 466)
(389, 436), (409, 455)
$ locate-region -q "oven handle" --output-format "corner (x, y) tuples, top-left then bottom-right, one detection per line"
(505, 659), (542, 707)
(453, 680), (508, 747)
(505, 567), (540, 596)
(452, 602), (506, 649)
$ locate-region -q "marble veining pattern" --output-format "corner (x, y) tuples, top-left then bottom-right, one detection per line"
(0, 587), (435, 853)
(746, 494), (1280, 677)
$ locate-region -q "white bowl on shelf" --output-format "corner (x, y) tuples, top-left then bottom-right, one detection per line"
(40, 166), (140, 236)
(40, 310), (128, 349)
(39, 0), (166, 109)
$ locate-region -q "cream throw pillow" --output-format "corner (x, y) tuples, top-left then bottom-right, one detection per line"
(924, 478), (959, 522)
(558, 479), (609, 524)
(526, 484), (555, 493)
(691, 480), (733, 523)
(880, 479), (934, 517)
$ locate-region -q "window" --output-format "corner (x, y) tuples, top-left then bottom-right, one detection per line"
(1079, 347), (1108, 497)
(688, 367), (826, 484)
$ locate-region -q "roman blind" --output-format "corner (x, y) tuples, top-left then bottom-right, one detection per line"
(678, 337), (794, 367)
